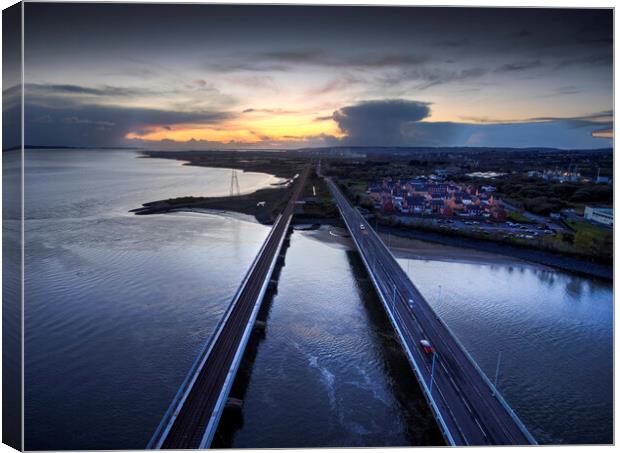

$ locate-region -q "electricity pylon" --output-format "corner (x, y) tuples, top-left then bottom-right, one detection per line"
(229, 168), (240, 197)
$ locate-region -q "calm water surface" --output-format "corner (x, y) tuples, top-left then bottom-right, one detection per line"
(397, 256), (613, 445)
(19, 149), (612, 448)
(23, 149), (278, 450)
(214, 233), (613, 447)
(213, 232), (442, 448)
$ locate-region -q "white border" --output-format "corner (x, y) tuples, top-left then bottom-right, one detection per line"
(0, 2), (616, 453)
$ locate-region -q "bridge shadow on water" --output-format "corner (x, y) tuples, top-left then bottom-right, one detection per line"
(211, 229), (294, 448)
(343, 249), (444, 447)
(211, 231), (443, 448)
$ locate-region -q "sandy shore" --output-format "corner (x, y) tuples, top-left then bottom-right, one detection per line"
(166, 207), (263, 225)
(303, 226), (541, 268)
(378, 233), (536, 266)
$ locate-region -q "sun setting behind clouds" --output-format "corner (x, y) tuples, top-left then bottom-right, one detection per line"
(13, 4), (612, 150)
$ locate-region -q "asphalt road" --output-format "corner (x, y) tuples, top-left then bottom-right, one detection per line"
(327, 178), (536, 446)
(152, 166), (311, 449)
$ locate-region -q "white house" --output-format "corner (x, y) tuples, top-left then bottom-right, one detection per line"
(584, 206), (613, 226)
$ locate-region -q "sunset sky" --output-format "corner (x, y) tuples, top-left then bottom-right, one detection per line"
(10, 3), (613, 149)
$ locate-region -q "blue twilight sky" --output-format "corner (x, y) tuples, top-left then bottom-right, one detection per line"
(3, 3), (613, 149)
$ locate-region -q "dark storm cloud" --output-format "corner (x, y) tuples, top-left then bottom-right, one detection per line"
(22, 90), (235, 147)
(332, 99), (431, 146)
(331, 99), (611, 148)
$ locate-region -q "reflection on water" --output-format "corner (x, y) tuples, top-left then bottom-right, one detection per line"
(214, 232), (443, 448)
(397, 256), (613, 445)
(18, 149), (613, 448)
(22, 150), (277, 450)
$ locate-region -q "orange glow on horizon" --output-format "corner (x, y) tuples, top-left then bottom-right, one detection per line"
(125, 114), (343, 144)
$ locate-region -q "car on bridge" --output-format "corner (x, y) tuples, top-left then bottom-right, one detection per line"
(420, 339), (434, 355)
(360, 224), (366, 230)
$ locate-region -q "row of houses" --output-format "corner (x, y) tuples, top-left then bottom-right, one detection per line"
(367, 177), (507, 220)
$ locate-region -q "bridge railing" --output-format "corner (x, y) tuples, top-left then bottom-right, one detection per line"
(327, 178), (536, 445)
(147, 213), (284, 449)
(325, 179), (457, 445)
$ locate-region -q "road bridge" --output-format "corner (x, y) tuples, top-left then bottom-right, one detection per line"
(326, 177), (536, 446)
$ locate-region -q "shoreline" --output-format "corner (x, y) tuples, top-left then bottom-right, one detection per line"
(305, 225), (546, 268)
(136, 197), (611, 280)
(132, 155), (611, 281)
(130, 185), (292, 224)
(375, 224), (613, 281)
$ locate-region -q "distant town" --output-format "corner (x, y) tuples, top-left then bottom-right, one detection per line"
(368, 170), (612, 227)
(368, 176), (506, 220)
(314, 146), (612, 267)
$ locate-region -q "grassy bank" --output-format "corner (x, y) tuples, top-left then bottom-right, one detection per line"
(131, 185), (292, 224)
(131, 168), (339, 225)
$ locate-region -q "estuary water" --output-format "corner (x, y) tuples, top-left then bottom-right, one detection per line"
(16, 149), (613, 449)
(214, 231), (613, 447)
(396, 255), (613, 445)
(22, 149), (279, 450)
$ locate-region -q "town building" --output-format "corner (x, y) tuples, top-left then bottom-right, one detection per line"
(367, 177), (506, 220)
(584, 206), (613, 226)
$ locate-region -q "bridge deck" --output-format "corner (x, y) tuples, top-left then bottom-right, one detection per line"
(326, 177), (536, 446)
(149, 166), (311, 449)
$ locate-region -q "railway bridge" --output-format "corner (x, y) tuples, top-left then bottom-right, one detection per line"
(148, 166), (310, 449)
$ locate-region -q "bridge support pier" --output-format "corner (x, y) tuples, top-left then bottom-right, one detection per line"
(253, 320), (266, 332)
(225, 398), (244, 412)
